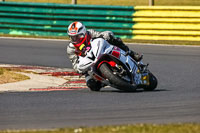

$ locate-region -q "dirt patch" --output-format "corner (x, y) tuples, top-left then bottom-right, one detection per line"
(0, 64), (87, 92)
(0, 68), (30, 84)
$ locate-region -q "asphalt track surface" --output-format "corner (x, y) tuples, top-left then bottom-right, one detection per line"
(0, 38), (200, 130)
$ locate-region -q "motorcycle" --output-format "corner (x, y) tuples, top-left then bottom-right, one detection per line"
(77, 38), (158, 91)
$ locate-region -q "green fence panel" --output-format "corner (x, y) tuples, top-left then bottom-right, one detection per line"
(0, 2), (135, 38)
(0, 1), (131, 9)
(0, 7), (133, 17)
(0, 13), (133, 22)
(0, 24), (133, 35)
(0, 28), (67, 36)
(0, 17), (133, 29)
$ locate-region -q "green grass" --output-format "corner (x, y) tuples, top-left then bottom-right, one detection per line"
(0, 123), (200, 133)
(6, 0), (200, 6)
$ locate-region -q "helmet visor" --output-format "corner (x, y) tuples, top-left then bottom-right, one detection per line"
(69, 34), (85, 44)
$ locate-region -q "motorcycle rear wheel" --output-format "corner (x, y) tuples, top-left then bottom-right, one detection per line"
(99, 63), (136, 91)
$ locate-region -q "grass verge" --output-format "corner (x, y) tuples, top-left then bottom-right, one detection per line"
(0, 68), (30, 84)
(6, 0), (200, 6)
(124, 39), (200, 46)
(0, 123), (200, 133)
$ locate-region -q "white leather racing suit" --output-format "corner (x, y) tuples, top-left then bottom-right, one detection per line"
(66, 29), (114, 73)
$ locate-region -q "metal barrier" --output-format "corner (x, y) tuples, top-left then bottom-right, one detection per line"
(0, 2), (200, 41)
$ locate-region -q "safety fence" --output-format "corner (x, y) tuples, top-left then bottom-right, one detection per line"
(133, 6), (200, 41)
(0, 2), (135, 38)
(0, 2), (200, 41)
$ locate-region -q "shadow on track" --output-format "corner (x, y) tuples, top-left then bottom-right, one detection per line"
(99, 88), (169, 93)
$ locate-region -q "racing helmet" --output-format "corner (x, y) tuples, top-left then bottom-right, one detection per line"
(67, 22), (87, 44)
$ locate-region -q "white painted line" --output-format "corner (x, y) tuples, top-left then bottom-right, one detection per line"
(1, 36), (200, 47)
(126, 42), (200, 47)
(0, 36), (69, 42)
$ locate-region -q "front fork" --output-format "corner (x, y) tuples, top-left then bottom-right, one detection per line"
(137, 63), (150, 86)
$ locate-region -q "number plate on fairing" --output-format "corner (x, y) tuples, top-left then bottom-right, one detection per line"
(141, 73), (150, 85)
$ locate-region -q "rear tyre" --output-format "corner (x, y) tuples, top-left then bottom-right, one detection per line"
(99, 63), (136, 91)
(144, 72), (158, 91)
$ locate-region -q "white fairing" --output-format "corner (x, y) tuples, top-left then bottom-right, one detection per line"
(77, 38), (112, 73)
(77, 38), (142, 85)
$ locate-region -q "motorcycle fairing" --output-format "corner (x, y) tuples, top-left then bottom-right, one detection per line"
(110, 47), (142, 85)
(77, 38), (142, 85)
(111, 46), (121, 59)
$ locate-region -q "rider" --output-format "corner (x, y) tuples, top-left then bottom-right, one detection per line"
(66, 21), (143, 90)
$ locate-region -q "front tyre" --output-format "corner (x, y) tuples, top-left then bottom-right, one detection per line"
(99, 63), (136, 91)
(144, 72), (158, 91)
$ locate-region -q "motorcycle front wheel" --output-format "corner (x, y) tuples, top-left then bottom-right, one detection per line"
(143, 72), (158, 91)
(99, 63), (136, 91)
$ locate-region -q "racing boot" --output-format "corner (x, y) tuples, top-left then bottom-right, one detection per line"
(127, 50), (143, 62)
(110, 37), (143, 62)
(85, 75), (105, 91)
